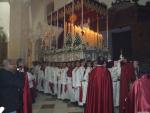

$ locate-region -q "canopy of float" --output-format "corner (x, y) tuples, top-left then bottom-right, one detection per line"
(47, 0), (107, 32)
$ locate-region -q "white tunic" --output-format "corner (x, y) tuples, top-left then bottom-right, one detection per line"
(57, 68), (62, 99)
(72, 66), (85, 88)
(72, 66), (85, 104)
(53, 67), (59, 84)
(60, 67), (68, 85)
(53, 67), (59, 95)
(82, 67), (92, 104)
(44, 66), (52, 94)
(27, 72), (35, 88)
(37, 70), (45, 92)
(109, 61), (121, 107)
(33, 65), (40, 84)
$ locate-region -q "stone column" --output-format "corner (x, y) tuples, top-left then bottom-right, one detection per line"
(8, 0), (31, 63)
(8, 0), (23, 60)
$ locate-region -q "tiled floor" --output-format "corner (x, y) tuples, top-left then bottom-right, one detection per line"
(33, 93), (119, 113)
(33, 93), (84, 113)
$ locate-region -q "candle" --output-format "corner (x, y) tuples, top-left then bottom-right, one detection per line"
(64, 5), (66, 48)
(56, 10), (58, 49)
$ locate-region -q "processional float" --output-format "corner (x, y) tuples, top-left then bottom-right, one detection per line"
(40, 0), (109, 62)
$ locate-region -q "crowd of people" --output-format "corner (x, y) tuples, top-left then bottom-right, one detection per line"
(33, 59), (93, 106)
(0, 55), (150, 113)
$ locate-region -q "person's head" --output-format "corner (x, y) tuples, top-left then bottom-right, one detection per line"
(62, 62), (66, 67)
(92, 60), (97, 67)
(59, 62), (63, 68)
(2, 59), (14, 71)
(133, 60), (139, 69)
(123, 58), (128, 63)
(16, 58), (24, 68)
(54, 62), (57, 67)
(24, 66), (29, 72)
(67, 62), (71, 67)
(106, 61), (114, 68)
(80, 59), (85, 66)
(114, 61), (119, 67)
(32, 61), (36, 66)
(71, 61), (76, 68)
(76, 60), (80, 67)
(86, 60), (91, 67)
(97, 56), (105, 65)
(139, 61), (150, 76)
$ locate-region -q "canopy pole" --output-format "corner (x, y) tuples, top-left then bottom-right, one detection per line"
(64, 5), (66, 48)
(106, 9), (109, 49)
(50, 12), (52, 49)
(56, 10), (58, 49)
(96, 15), (99, 49)
(81, 0), (84, 28)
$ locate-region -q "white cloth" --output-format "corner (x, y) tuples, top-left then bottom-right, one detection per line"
(72, 66), (85, 105)
(66, 77), (75, 102)
(44, 66), (51, 94)
(37, 70), (44, 92)
(60, 67), (68, 85)
(81, 67), (92, 104)
(57, 68), (62, 99)
(27, 72), (34, 88)
(33, 65), (40, 87)
(72, 66), (85, 88)
(109, 61), (121, 107)
(60, 67), (68, 99)
(53, 67), (59, 95)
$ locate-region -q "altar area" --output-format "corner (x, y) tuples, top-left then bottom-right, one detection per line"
(38, 0), (110, 62)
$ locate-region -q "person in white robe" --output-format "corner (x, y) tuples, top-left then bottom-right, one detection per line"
(44, 62), (52, 94)
(108, 60), (121, 107)
(81, 61), (92, 105)
(26, 68), (36, 103)
(53, 63), (59, 95)
(33, 62), (40, 88)
(60, 63), (68, 100)
(66, 62), (75, 102)
(72, 60), (85, 106)
(57, 63), (63, 99)
(37, 65), (45, 92)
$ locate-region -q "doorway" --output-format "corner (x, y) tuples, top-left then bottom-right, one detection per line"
(112, 30), (132, 60)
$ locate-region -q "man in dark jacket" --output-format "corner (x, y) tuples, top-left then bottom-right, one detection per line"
(0, 59), (24, 113)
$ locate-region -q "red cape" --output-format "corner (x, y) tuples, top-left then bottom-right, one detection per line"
(127, 75), (150, 113)
(119, 62), (136, 113)
(67, 67), (73, 77)
(84, 66), (114, 113)
(23, 73), (32, 113)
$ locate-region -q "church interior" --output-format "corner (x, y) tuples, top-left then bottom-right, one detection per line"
(0, 0), (150, 65)
(0, 0), (150, 113)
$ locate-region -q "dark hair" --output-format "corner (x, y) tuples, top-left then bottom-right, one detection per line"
(106, 61), (114, 68)
(85, 60), (91, 68)
(16, 58), (23, 67)
(97, 56), (105, 65)
(24, 66), (29, 72)
(139, 62), (150, 75)
(80, 59), (85, 63)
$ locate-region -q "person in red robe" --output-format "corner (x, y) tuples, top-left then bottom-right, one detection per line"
(16, 58), (32, 113)
(119, 59), (136, 113)
(127, 62), (150, 113)
(84, 56), (114, 113)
